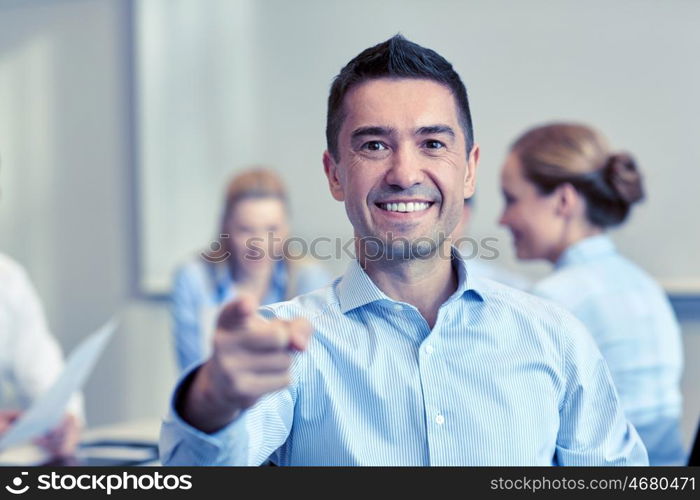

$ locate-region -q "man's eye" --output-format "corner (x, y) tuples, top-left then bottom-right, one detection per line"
(363, 141), (387, 151)
(425, 140), (445, 149)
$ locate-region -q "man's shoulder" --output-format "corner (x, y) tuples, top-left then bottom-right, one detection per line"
(470, 275), (590, 338)
(260, 278), (341, 322)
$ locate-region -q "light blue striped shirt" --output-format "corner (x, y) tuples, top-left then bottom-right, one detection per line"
(160, 250), (647, 466)
(532, 235), (684, 465)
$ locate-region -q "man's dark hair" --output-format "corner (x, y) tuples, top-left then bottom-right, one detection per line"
(326, 34), (474, 162)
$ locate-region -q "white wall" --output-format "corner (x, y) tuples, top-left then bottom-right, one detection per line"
(0, 0), (697, 451)
(137, 0), (700, 294)
(0, 0), (176, 426)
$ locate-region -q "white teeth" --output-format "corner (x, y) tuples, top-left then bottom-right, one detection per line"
(380, 202), (431, 213)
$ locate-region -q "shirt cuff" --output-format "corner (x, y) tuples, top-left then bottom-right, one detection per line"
(159, 363), (251, 465)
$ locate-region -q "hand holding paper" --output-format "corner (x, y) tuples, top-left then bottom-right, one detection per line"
(0, 319), (116, 452)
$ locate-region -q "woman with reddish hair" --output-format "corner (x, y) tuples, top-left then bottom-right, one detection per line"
(171, 168), (331, 374)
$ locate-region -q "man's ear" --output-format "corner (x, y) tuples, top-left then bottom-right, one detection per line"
(323, 150), (345, 202)
(463, 143), (480, 199)
(555, 183), (581, 218)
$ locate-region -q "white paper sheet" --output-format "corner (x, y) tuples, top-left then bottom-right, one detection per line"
(0, 319), (117, 450)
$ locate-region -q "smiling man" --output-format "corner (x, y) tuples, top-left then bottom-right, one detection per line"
(160, 35), (647, 466)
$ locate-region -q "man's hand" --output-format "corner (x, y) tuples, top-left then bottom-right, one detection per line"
(34, 413), (81, 458)
(0, 409), (22, 435)
(181, 295), (312, 433)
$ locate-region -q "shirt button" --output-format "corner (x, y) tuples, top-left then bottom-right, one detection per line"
(424, 344), (434, 355)
(392, 304), (403, 311)
(435, 414), (445, 425)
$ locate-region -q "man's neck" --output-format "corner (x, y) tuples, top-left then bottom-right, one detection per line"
(360, 241), (457, 329)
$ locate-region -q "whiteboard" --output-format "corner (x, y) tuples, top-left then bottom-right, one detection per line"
(136, 0), (700, 295)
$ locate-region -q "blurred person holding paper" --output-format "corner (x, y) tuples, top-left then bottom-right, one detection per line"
(0, 253), (84, 458)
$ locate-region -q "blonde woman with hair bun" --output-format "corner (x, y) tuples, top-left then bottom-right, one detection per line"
(499, 123), (684, 465)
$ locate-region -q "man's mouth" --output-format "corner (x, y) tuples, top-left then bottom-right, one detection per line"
(375, 201), (434, 213)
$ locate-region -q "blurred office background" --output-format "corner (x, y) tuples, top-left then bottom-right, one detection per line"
(0, 0), (698, 447)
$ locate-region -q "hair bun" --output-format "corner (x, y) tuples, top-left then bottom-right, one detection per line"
(604, 152), (644, 204)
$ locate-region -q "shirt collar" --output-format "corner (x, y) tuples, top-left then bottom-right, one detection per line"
(556, 234), (617, 269)
(336, 247), (485, 314)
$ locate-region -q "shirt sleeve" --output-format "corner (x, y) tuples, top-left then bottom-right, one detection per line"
(171, 266), (205, 373)
(9, 267), (85, 421)
(554, 316), (649, 465)
(159, 365), (297, 466)
(160, 307), (300, 466)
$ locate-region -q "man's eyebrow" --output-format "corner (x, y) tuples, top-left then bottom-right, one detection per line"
(351, 126), (395, 139)
(415, 125), (455, 138)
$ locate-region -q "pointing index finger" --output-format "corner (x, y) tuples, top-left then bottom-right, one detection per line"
(217, 294), (260, 333)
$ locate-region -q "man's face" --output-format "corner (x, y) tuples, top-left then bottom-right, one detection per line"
(323, 78), (478, 260)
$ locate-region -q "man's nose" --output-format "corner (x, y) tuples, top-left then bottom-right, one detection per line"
(384, 146), (424, 189)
